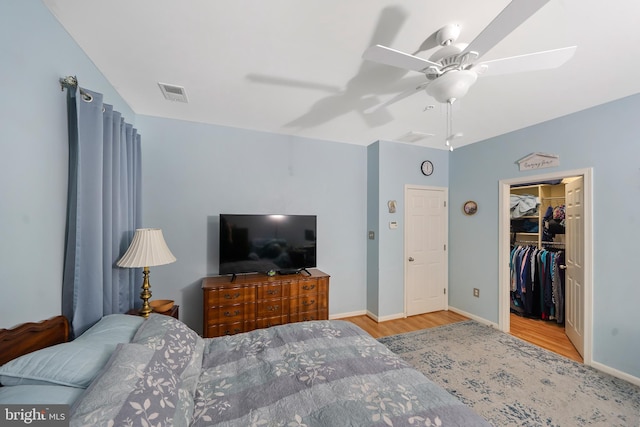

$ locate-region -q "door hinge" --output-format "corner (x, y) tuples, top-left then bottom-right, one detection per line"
(444, 288), (446, 295)
(444, 244), (446, 251)
(444, 201), (447, 207)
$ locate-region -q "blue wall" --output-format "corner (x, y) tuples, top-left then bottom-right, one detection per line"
(366, 144), (380, 316)
(136, 116), (367, 332)
(367, 141), (450, 319)
(449, 94), (640, 378)
(0, 1), (133, 328)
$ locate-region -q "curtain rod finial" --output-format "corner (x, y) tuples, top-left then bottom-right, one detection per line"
(59, 75), (78, 91)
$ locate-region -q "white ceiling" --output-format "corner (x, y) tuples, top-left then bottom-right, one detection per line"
(44, 0), (640, 149)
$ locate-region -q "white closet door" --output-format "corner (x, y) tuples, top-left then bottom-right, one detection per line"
(405, 187), (447, 316)
(565, 176), (584, 357)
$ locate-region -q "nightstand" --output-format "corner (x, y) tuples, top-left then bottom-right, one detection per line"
(127, 305), (179, 320)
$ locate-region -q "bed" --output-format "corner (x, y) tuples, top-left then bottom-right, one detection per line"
(0, 314), (489, 426)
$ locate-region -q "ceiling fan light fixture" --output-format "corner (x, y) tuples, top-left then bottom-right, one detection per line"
(426, 70), (477, 103)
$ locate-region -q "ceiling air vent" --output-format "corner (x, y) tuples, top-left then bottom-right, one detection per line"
(158, 82), (188, 103)
(396, 131), (434, 143)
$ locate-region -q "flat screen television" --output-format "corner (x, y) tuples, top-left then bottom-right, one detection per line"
(219, 214), (316, 275)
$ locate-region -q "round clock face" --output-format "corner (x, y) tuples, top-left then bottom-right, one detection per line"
(421, 160), (434, 176)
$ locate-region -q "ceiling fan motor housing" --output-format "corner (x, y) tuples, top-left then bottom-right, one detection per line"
(436, 24), (461, 46)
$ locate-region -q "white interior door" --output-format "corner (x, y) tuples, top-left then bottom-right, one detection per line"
(405, 186), (447, 316)
(565, 176), (585, 357)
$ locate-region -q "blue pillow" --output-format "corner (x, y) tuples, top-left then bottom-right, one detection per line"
(0, 384), (84, 404)
(0, 314), (143, 388)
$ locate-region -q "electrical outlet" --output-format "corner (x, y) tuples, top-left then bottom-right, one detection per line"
(473, 288), (480, 297)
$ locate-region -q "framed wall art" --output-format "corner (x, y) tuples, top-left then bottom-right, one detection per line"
(463, 200), (478, 215)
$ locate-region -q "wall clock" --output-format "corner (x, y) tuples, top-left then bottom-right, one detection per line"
(421, 160), (434, 176)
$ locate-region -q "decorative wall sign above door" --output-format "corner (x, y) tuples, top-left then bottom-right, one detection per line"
(517, 152), (560, 171)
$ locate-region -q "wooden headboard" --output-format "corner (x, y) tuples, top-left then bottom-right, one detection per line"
(0, 316), (70, 365)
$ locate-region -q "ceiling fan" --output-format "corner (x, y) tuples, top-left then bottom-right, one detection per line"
(362, 0), (576, 148)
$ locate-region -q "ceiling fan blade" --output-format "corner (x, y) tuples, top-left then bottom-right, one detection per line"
(364, 82), (429, 114)
(461, 0), (551, 61)
(363, 45), (440, 73)
(473, 46), (576, 76)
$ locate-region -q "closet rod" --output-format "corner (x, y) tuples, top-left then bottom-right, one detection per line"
(513, 241), (565, 246)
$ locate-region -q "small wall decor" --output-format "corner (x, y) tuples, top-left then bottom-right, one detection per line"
(517, 152), (559, 171)
(387, 200), (397, 213)
(420, 160), (434, 176)
(463, 200), (478, 215)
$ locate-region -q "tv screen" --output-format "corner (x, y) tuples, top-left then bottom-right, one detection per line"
(219, 214), (317, 275)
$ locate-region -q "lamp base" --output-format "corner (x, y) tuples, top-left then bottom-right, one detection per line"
(139, 266), (152, 318)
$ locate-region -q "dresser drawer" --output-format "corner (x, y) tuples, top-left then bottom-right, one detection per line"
(256, 283), (289, 300)
(205, 287), (255, 306)
(257, 298), (288, 318)
(290, 277), (319, 296)
(206, 321), (256, 337)
(290, 311), (325, 323)
(208, 303), (255, 324)
(256, 316), (287, 329)
(290, 295), (319, 313)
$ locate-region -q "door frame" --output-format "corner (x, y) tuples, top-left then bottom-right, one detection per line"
(498, 168), (593, 366)
(404, 184), (449, 316)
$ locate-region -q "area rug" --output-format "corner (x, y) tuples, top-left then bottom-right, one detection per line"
(378, 320), (640, 426)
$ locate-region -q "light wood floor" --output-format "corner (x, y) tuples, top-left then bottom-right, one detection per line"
(341, 310), (583, 363)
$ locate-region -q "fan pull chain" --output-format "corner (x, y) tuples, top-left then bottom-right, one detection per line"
(446, 100), (454, 151)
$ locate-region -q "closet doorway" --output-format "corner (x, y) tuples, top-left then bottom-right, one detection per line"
(498, 168), (593, 366)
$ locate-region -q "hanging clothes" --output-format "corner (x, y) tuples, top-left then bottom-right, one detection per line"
(510, 245), (565, 323)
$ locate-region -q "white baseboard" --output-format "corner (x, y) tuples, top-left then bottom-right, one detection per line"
(371, 312), (405, 322)
(448, 306), (499, 329)
(332, 310), (406, 323)
(590, 360), (640, 387)
(329, 310), (366, 320)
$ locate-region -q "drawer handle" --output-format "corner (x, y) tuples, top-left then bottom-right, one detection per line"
(224, 310), (240, 317)
(302, 316), (315, 321)
(302, 299), (315, 306)
(224, 328), (241, 335)
(267, 289), (278, 295)
(302, 284), (315, 291)
(224, 292), (241, 299)
(267, 305), (279, 311)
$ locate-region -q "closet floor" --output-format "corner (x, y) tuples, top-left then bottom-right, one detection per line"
(510, 313), (583, 363)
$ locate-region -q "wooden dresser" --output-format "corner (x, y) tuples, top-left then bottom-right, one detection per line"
(202, 269), (329, 338)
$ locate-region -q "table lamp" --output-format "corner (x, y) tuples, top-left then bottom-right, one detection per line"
(117, 228), (176, 318)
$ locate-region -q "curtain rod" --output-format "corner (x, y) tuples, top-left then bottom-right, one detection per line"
(59, 75), (93, 102)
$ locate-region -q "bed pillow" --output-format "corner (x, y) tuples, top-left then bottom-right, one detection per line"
(71, 343), (194, 427)
(0, 384), (85, 405)
(74, 313), (144, 343)
(0, 314), (144, 388)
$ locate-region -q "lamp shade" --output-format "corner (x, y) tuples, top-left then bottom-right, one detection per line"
(116, 228), (176, 268)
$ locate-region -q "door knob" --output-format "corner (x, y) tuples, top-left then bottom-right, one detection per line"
(408, 257), (415, 262)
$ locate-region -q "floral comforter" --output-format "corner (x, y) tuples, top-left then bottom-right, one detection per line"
(71, 315), (489, 426)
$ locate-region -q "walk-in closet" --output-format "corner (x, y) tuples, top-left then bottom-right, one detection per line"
(509, 178), (583, 363)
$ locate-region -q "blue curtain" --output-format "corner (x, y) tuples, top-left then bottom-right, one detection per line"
(62, 86), (142, 336)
